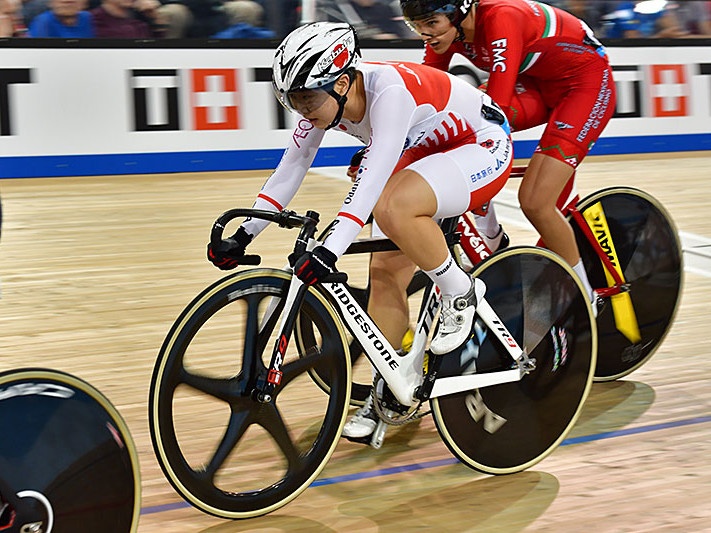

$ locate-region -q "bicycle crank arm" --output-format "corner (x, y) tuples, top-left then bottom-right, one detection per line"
(595, 283), (630, 298)
(370, 420), (388, 449)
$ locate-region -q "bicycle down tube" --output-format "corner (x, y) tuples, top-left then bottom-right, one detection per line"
(319, 279), (527, 406)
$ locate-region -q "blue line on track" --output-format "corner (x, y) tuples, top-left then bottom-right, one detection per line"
(141, 414), (711, 515)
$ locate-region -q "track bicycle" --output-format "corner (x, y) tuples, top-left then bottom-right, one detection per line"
(305, 159), (683, 405)
(149, 207), (596, 519)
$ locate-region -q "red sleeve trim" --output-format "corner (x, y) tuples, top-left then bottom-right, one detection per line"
(257, 193), (283, 210)
(338, 211), (366, 227)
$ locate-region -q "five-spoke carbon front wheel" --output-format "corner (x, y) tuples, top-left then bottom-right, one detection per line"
(149, 269), (351, 519)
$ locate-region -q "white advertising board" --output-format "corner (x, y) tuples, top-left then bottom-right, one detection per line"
(0, 43), (709, 177)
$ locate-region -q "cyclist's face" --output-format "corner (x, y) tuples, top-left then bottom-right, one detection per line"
(288, 89), (337, 128)
(407, 13), (458, 54)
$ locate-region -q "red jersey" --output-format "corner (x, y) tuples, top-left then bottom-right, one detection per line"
(423, 0), (608, 121)
(423, 0), (615, 169)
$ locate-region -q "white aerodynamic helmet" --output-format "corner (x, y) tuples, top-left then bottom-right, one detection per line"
(272, 22), (362, 113)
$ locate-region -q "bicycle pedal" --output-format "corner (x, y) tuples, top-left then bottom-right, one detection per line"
(343, 420), (388, 448)
(370, 420), (388, 449)
(343, 433), (375, 446)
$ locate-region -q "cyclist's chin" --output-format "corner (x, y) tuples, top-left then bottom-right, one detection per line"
(308, 117), (331, 130)
(429, 41), (451, 54)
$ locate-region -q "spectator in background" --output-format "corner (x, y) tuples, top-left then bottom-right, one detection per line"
(213, 0), (275, 38)
(255, 0), (299, 39)
(1, 0), (27, 36)
(600, 0), (690, 38)
(178, 0), (229, 37)
(89, 0), (189, 37)
(650, 0), (691, 36)
(28, 0), (94, 37)
(599, 2), (645, 37)
(156, 0), (191, 38)
(22, 0), (50, 27)
(557, 0), (611, 34)
(138, 0), (266, 39)
(673, 0), (711, 36)
(0, 0), (15, 36)
(347, 0), (409, 38)
(317, 0), (409, 39)
(91, 0), (165, 37)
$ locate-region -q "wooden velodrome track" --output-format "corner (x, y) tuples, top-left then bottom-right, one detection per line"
(1, 152), (710, 532)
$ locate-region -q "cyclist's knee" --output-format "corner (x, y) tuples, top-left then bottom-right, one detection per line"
(519, 192), (557, 226)
(372, 202), (400, 237)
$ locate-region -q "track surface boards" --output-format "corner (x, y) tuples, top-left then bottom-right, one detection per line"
(0, 153), (709, 532)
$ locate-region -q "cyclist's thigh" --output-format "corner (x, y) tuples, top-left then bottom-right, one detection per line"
(536, 60), (615, 168)
(506, 76), (550, 131)
(407, 141), (512, 220)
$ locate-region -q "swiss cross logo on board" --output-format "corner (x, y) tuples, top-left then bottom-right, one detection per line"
(191, 69), (240, 130)
(130, 69), (240, 131)
(649, 64), (688, 117)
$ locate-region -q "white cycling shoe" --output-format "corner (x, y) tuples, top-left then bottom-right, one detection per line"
(342, 395), (391, 449)
(430, 277), (486, 355)
(342, 395), (378, 440)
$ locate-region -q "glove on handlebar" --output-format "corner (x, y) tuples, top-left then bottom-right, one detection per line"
(293, 246), (337, 285)
(348, 147), (367, 175)
(207, 226), (253, 270)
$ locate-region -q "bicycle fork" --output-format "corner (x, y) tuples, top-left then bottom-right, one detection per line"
(256, 275), (309, 403)
(256, 211), (321, 403)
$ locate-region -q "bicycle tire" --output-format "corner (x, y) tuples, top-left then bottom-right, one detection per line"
(0, 368), (141, 532)
(573, 187), (683, 381)
(431, 246), (596, 474)
(149, 269), (351, 519)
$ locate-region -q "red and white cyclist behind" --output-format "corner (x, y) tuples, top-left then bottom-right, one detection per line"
(207, 21), (514, 442)
(401, 0), (617, 306)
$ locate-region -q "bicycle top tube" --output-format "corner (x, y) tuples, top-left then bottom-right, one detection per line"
(343, 216), (461, 256)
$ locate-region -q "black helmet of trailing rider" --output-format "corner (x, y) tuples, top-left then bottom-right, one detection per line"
(400, 0), (478, 30)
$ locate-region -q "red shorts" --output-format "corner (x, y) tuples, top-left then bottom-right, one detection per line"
(505, 55), (616, 169)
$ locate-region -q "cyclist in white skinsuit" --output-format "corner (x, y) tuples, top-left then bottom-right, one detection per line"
(207, 21), (514, 443)
(248, 61), (512, 259)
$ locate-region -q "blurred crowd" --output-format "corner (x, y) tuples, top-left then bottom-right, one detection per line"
(1, 0), (710, 39)
(552, 0), (711, 38)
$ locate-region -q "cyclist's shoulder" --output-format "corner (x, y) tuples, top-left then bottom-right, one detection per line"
(477, 0), (532, 21)
(361, 61), (450, 89)
(366, 60), (469, 104)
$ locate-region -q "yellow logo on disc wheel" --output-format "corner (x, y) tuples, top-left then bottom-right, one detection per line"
(583, 202), (642, 344)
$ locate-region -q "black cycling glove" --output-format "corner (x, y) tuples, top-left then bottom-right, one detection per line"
(293, 246), (337, 285)
(207, 226), (253, 270)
